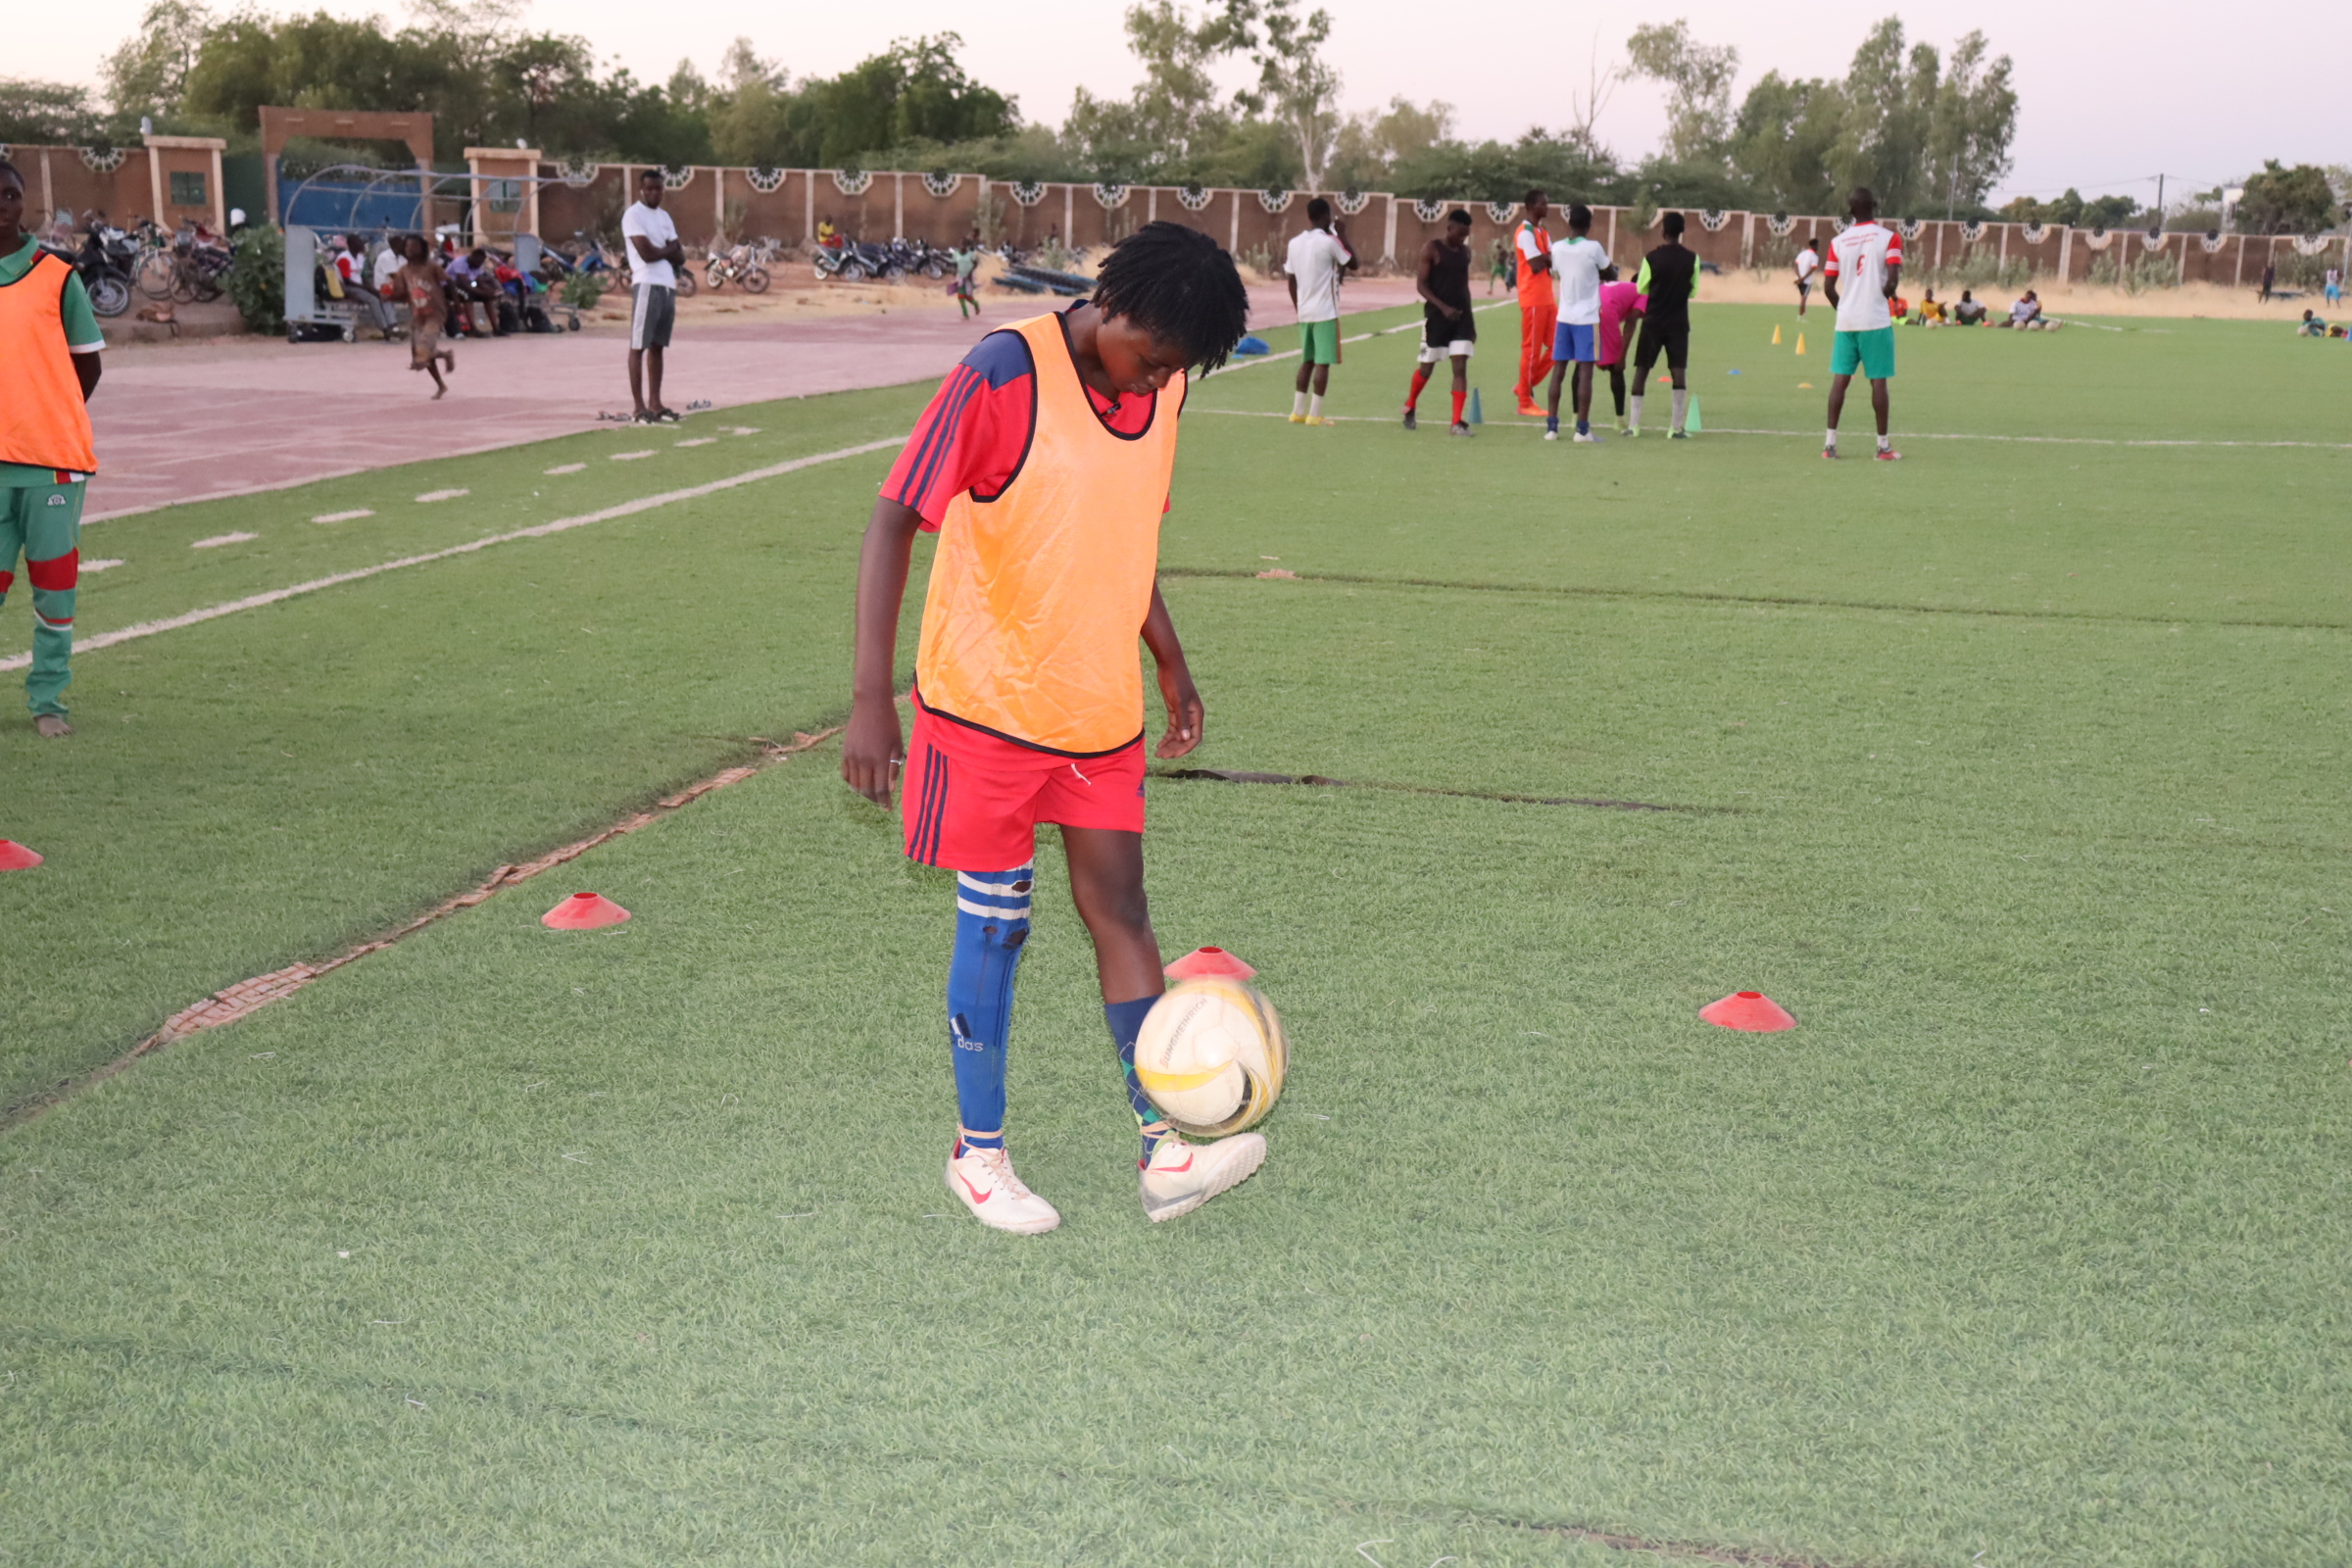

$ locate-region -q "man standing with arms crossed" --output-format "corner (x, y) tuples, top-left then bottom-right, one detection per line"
(0, 159), (102, 738)
(1285, 197), (1355, 425)
(1511, 190), (1555, 417)
(1822, 186), (1902, 461)
(622, 169), (685, 423)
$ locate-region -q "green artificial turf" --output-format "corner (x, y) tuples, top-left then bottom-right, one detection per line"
(1, 301), (2347, 1565)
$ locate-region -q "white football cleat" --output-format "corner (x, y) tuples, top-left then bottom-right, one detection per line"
(1140, 1132), (1266, 1223)
(945, 1143), (1061, 1235)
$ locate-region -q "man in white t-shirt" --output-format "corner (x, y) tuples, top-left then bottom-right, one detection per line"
(1821, 187), (1902, 461)
(1542, 203), (1615, 442)
(620, 170), (686, 423)
(1793, 236), (1821, 316)
(1284, 197), (1356, 425)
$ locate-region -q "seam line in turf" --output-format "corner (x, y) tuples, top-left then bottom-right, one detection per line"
(0, 439), (900, 674)
(1157, 565), (2352, 632)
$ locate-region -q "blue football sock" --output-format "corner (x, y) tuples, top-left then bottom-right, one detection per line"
(1103, 994), (1172, 1161)
(946, 865), (1033, 1152)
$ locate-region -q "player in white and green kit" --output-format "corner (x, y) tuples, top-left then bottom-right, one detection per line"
(0, 159), (106, 736)
(1821, 187), (1902, 462)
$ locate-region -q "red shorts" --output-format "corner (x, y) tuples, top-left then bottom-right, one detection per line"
(902, 698), (1147, 870)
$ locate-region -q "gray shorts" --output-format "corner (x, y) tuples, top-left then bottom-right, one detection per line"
(630, 283), (675, 350)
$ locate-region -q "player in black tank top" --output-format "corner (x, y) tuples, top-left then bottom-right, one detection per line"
(1628, 211), (1699, 437)
(1404, 209), (1478, 433)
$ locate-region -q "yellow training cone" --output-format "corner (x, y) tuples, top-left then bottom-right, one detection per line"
(1772, 323), (1783, 345)
(1794, 333), (1806, 356)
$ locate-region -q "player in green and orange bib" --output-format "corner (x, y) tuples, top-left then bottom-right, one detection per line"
(0, 159), (104, 738)
(842, 221), (1255, 1235)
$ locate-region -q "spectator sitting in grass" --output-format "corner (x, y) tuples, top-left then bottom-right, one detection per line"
(1952, 289), (1986, 324)
(2297, 309), (2328, 337)
(2003, 291), (2042, 329)
(1914, 288), (1946, 324)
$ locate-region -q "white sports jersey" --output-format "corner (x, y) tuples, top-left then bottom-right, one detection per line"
(1549, 236), (1609, 325)
(1285, 226), (1351, 322)
(1825, 221), (1903, 332)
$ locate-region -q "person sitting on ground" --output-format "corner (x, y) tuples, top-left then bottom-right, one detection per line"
(1915, 288), (1946, 324)
(2003, 291), (2041, 329)
(1953, 289), (1986, 325)
(2297, 309), (2328, 337)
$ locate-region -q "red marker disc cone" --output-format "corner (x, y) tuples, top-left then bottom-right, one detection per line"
(0, 839), (43, 870)
(1700, 990), (1795, 1031)
(543, 891), (629, 930)
(1165, 945), (1257, 981)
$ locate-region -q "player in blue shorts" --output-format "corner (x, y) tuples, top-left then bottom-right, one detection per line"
(1542, 204), (1615, 443)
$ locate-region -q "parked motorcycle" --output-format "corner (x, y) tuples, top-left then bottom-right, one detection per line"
(702, 240), (772, 293)
(815, 239), (894, 282)
(70, 225), (139, 317)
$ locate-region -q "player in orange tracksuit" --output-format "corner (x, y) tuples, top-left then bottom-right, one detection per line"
(843, 222), (1261, 1238)
(1512, 189), (1556, 416)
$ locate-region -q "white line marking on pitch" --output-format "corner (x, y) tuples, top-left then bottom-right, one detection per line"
(0, 439), (900, 674)
(191, 531), (258, 549)
(544, 464), (586, 474)
(674, 437), (715, 447)
(83, 559), (125, 572)
(311, 510), (374, 523)
(416, 489), (468, 503)
(1192, 407), (2352, 450)
(612, 451), (655, 461)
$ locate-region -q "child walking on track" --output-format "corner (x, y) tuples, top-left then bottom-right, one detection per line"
(1822, 186), (1903, 461)
(842, 222), (1259, 1236)
(0, 158), (103, 737)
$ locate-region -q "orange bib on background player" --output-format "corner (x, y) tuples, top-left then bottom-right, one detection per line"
(915, 311), (1185, 757)
(0, 251), (99, 474)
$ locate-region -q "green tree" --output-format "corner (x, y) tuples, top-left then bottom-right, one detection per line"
(1324, 96), (1452, 191)
(0, 78), (104, 146)
(102, 0), (214, 120)
(2235, 161), (2337, 234)
(1224, 0), (1342, 188)
(1062, 2), (1244, 181)
(1625, 20), (1739, 164)
(1727, 70), (1842, 212)
(1919, 30), (2015, 217)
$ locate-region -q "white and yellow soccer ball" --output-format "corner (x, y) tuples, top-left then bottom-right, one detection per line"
(1132, 973), (1288, 1138)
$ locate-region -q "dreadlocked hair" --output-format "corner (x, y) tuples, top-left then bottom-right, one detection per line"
(1092, 220), (1250, 372)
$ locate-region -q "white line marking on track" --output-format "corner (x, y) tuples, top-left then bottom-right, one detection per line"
(0, 438), (901, 674)
(191, 531), (258, 548)
(416, 488), (468, 503)
(544, 464), (586, 475)
(310, 510), (374, 523)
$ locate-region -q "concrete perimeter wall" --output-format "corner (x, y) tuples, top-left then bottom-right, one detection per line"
(531, 165), (2352, 287)
(7, 139), (230, 234)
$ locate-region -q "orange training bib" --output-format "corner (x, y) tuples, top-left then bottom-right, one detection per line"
(914, 311), (1184, 756)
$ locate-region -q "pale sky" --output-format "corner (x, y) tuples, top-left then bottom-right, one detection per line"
(20, 0), (2336, 209)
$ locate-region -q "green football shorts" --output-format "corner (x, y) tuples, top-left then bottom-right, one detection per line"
(1299, 318), (1341, 366)
(1831, 325), (1896, 380)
